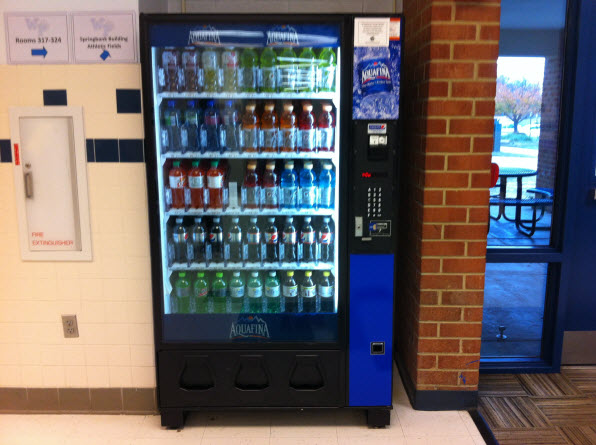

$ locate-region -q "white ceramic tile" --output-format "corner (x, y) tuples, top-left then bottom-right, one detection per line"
(41, 365), (65, 387)
(458, 410), (484, 439)
(0, 342), (21, 365)
(0, 364), (22, 385)
(131, 366), (156, 387)
(86, 365), (110, 387)
(396, 405), (470, 438)
(105, 301), (131, 323)
(130, 345), (155, 367)
(80, 300), (107, 323)
(108, 345), (132, 366)
(336, 409), (404, 439)
(129, 323), (155, 345)
(56, 278), (83, 300)
(65, 365), (89, 387)
(126, 301), (154, 324)
(405, 436), (479, 445)
(40, 344), (64, 366)
(109, 366), (133, 387)
(136, 414), (204, 440)
(62, 344), (87, 366)
(85, 345), (109, 366)
(69, 414), (144, 440)
(202, 412), (271, 438)
(113, 114), (145, 139)
(339, 437), (407, 445)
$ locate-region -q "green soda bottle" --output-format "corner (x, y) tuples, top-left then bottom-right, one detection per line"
(247, 271), (263, 312)
(193, 272), (209, 313)
(260, 47), (277, 92)
(265, 271), (281, 313)
(318, 47), (336, 92)
(240, 47), (258, 92)
(211, 272), (227, 313)
(174, 272), (192, 313)
(278, 47), (297, 92)
(229, 271), (245, 313)
(297, 47), (316, 93)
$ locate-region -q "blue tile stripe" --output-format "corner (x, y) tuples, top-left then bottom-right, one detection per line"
(0, 138), (144, 163)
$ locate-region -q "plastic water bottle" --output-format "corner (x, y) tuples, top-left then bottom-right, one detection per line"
(317, 47), (336, 92)
(163, 101), (181, 152)
(229, 272), (245, 313)
(202, 100), (220, 152)
(202, 47), (220, 93)
(193, 272), (209, 313)
(190, 217), (206, 262)
(260, 47), (277, 93)
(282, 216), (297, 263)
(172, 217), (188, 264)
(242, 161), (260, 209)
(221, 47), (239, 93)
(210, 217), (224, 262)
(282, 271), (298, 313)
(299, 161), (317, 209)
(297, 47), (316, 93)
(211, 272), (227, 313)
(181, 100), (200, 153)
(227, 217), (243, 262)
(278, 47), (297, 92)
(173, 272), (192, 313)
(247, 272), (263, 312)
(301, 271), (316, 313)
(265, 272), (281, 313)
(319, 217), (334, 263)
(262, 162), (279, 209)
(318, 271), (335, 312)
(240, 47), (258, 92)
(246, 217), (261, 263)
(300, 217), (316, 263)
(280, 161), (298, 209)
(220, 100), (239, 152)
(318, 162), (335, 209)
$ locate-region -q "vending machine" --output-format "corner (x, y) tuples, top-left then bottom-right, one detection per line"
(140, 14), (401, 428)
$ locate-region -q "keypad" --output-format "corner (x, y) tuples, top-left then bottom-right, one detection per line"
(366, 186), (383, 218)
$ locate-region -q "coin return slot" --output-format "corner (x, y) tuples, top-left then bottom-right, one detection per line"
(370, 342), (385, 355)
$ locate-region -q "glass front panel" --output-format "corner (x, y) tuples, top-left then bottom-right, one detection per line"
(149, 22), (341, 343)
(489, 7), (565, 246)
(481, 263), (548, 358)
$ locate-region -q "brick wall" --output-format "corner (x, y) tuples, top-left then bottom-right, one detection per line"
(396, 0), (500, 402)
(537, 53), (563, 190)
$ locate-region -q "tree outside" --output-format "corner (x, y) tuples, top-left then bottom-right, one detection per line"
(495, 76), (542, 134)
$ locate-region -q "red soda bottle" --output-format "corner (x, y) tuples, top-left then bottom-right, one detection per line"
(188, 161), (205, 209)
(298, 103), (316, 153)
(317, 103), (335, 152)
(207, 160), (224, 210)
(243, 161), (260, 209)
(169, 161), (186, 209)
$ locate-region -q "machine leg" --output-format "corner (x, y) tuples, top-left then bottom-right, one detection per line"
(161, 409), (186, 429)
(367, 408), (391, 428)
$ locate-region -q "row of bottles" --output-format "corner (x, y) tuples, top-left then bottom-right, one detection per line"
(160, 99), (335, 154)
(158, 46), (337, 94)
(170, 270), (336, 314)
(168, 215), (335, 266)
(167, 159), (336, 211)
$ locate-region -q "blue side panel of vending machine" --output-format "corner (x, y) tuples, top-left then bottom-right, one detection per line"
(348, 254), (394, 407)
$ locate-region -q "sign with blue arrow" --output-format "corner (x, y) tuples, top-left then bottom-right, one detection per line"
(6, 13), (69, 64)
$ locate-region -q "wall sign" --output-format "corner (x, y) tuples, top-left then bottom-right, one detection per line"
(5, 13), (70, 64)
(72, 12), (137, 63)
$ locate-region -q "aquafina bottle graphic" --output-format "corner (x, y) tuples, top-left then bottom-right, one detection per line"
(358, 54), (392, 96)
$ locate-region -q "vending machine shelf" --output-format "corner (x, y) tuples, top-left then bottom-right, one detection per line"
(161, 151), (337, 162)
(157, 91), (338, 102)
(165, 208), (336, 217)
(169, 262), (334, 271)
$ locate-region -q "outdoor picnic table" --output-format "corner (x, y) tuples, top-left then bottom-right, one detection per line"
(490, 167), (552, 236)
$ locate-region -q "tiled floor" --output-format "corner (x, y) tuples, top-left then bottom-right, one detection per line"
(478, 367), (596, 444)
(0, 368), (486, 445)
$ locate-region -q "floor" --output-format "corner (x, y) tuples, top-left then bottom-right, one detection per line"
(0, 368), (486, 445)
(478, 367), (596, 444)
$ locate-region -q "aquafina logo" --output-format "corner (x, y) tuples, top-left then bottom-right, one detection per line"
(358, 58), (393, 97)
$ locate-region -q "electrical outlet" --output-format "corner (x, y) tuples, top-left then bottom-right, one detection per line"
(61, 314), (79, 338)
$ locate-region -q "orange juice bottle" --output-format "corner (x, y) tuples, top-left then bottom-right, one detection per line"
(241, 102), (259, 153)
(279, 103), (297, 153)
(260, 103), (278, 153)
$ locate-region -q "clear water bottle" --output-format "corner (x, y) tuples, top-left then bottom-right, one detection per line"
(181, 100), (200, 153)
(280, 161), (298, 209)
(190, 217), (206, 263)
(201, 100), (220, 152)
(220, 100), (239, 152)
(162, 100), (181, 153)
(318, 162), (335, 209)
(299, 161), (317, 209)
(227, 217), (243, 262)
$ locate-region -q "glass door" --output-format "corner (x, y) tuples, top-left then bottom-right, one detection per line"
(148, 21), (342, 343)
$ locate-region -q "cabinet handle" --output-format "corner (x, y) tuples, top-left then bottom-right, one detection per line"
(24, 172), (33, 198)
